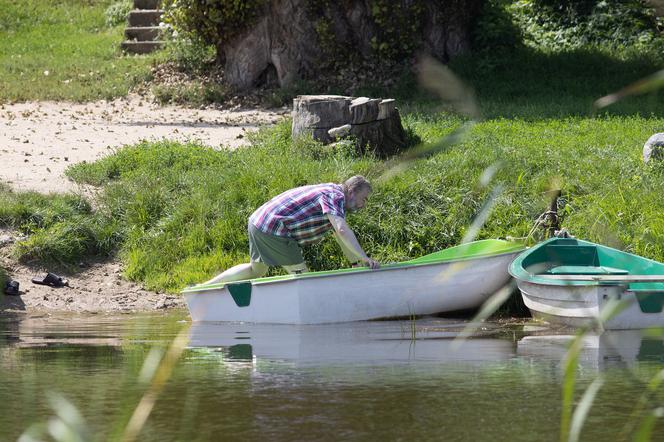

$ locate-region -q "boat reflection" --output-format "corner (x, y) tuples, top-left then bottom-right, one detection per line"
(517, 329), (664, 370)
(188, 320), (517, 367)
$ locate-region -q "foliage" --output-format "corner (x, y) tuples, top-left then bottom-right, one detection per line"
(0, 184), (119, 264)
(0, 0), (160, 102)
(508, 0), (664, 50)
(366, 0), (425, 60)
(162, 0), (266, 48)
(104, 0), (132, 28)
(310, 0), (427, 67)
(162, 32), (216, 75)
(471, 0), (524, 54)
(151, 81), (227, 105)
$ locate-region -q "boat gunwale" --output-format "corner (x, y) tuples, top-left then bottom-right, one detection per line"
(509, 237), (664, 287)
(184, 243), (524, 294)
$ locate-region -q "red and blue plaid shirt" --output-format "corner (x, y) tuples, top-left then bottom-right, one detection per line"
(249, 183), (345, 245)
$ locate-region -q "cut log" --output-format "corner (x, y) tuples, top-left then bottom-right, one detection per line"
(292, 95), (406, 156)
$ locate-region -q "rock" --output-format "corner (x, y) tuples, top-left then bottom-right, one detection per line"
(328, 124), (352, 139)
(155, 296), (168, 309)
(0, 235), (14, 247)
(643, 133), (664, 163)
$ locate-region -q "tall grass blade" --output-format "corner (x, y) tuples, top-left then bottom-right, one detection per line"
(452, 281), (515, 348)
(622, 369), (664, 439)
(634, 407), (664, 442)
(418, 55), (481, 119)
(461, 185), (504, 244)
(378, 122), (475, 182)
(594, 69), (664, 109)
(379, 56), (480, 182)
(560, 332), (586, 442)
(18, 393), (90, 442)
(121, 326), (190, 442)
(569, 376), (604, 442)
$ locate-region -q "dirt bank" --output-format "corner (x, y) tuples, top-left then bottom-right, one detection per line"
(1, 96), (287, 313)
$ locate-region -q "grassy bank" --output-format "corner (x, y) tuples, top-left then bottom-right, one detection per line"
(0, 0), (160, 102)
(1, 112), (663, 294)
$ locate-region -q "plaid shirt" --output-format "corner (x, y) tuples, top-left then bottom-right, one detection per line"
(249, 183), (345, 245)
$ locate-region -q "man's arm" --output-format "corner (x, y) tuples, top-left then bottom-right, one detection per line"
(326, 214), (379, 269)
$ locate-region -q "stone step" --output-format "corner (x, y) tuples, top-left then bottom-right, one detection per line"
(121, 40), (164, 54)
(134, 0), (161, 9)
(125, 26), (161, 41)
(128, 10), (163, 27)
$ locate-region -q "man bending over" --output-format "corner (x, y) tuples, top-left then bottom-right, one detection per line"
(204, 175), (379, 285)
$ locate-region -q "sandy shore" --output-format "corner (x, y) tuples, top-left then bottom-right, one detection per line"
(0, 94), (288, 193)
(1, 95), (286, 313)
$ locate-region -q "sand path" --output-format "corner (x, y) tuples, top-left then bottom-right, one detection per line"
(1, 95), (288, 193)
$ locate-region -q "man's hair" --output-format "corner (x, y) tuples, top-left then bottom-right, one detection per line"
(342, 175), (372, 194)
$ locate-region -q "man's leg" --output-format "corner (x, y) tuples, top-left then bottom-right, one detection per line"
(204, 260), (268, 285)
(283, 262), (309, 275)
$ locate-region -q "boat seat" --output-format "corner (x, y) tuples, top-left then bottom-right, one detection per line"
(545, 265), (629, 275)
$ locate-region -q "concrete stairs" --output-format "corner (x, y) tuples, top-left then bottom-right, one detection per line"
(121, 0), (164, 54)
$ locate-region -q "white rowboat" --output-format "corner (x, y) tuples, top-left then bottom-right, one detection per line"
(184, 240), (524, 324)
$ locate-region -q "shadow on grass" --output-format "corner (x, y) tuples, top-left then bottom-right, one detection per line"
(366, 47), (664, 120)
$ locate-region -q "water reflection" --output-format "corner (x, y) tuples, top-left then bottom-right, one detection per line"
(517, 329), (664, 371)
(1, 314), (663, 441)
(188, 319), (518, 367)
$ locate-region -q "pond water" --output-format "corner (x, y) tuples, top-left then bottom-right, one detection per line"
(1, 311), (663, 441)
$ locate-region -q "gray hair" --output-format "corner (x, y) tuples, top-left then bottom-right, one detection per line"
(342, 175), (372, 194)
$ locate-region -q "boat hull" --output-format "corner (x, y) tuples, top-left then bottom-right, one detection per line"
(510, 237), (664, 330)
(185, 251), (520, 324)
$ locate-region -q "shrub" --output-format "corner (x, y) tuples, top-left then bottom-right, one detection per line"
(509, 0), (663, 50)
(105, 0), (132, 28)
(162, 0), (266, 48)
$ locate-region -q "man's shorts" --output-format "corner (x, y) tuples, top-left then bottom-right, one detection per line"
(248, 223), (304, 267)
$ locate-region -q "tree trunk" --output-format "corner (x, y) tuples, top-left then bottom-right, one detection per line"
(221, 0), (482, 90)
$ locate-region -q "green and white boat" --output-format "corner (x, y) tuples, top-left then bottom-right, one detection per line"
(184, 239), (524, 324)
(509, 237), (664, 330)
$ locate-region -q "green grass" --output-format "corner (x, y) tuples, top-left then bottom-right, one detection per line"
(2, 110), (662, 293)
(0, 0), (162, 102)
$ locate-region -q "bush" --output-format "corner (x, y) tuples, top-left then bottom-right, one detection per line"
(105, 0), (132, 28)
(162, 0), (266, 47)
(509, 0), (663, 50)
(162, 32), (216, 75)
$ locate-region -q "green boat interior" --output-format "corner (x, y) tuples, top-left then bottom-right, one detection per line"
(519, 238), (664, 313)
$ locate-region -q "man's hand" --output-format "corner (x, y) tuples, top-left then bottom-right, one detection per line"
(362, 257), (380, 270)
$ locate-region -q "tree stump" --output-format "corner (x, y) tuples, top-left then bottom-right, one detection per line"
(292, 95), (407, 156)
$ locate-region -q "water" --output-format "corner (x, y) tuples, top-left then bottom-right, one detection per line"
(1, 311), (663, 441)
